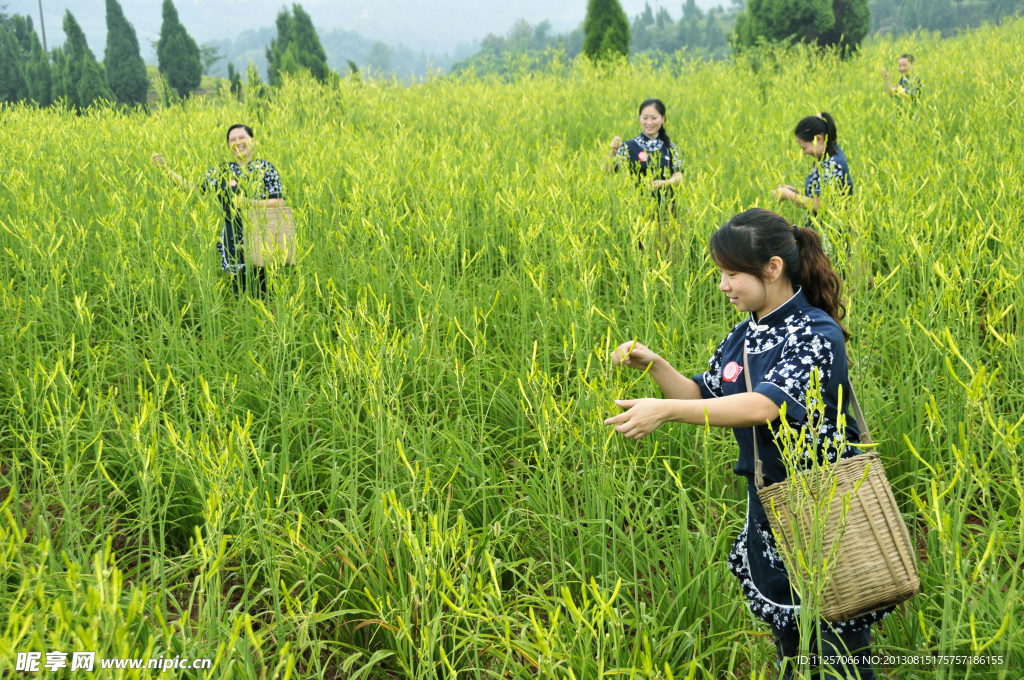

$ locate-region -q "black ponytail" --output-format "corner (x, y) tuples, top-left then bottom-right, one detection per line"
(709, 208), (849, 341)
(639, 98), (673, 167)
(794, 112), (839, 157)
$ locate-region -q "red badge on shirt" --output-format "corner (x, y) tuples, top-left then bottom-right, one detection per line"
(723, 361), (743, 383)
(230, 179), (237, 187)
(638, 151), (648, 162)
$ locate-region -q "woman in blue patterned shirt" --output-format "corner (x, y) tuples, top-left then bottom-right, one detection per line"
(604, 99), (684, 248)
(773, 112), (852, 218)
(882, 54), (922, 102)
(605, 98), (683, 197)
(604, 208), (885, 680)
(152, 124), (285, 299)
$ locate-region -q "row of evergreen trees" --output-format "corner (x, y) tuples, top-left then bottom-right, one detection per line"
(0, 0), (203, 108)
(0, 1), (330, 109)
(870, 0), (1022, 35)
(630, 0), (730, 58)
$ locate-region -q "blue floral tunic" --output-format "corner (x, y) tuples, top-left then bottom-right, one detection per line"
(199, 160), (284, 276)
(691, 288), (892, 633)
(895, 75), (922, 101)
(804, 148), (853, 206)
(615, 133), (682, 201)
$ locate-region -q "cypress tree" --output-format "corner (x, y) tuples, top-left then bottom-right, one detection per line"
(7, 15), (33, 57)
(50, 47), (68, 104)
(156, 0), (201, 97)
(0, 29), (29, 103)
(77, 56), (113, 108)
(226, 61), (242, 98)
(267, 4), (329, 85)
(583, 0), (630, 59)
(105, 0), (149, 106)
(26, 31), (51, 105)
(733, 0), (836, 47)
(818, 0), (869, 49)
(290, 5), (328, 80)
(60, 11), (95, 110)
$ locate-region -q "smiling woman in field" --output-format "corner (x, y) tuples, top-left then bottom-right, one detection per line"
(882, 53), (922, 101)
(604, 208), (886, 679)
(151, 124), (285, 299)
(604, 98), (684, 244)
(605, 98), (683, 194)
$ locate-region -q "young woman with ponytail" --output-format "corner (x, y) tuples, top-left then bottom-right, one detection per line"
(774, 112), (852, 218)
(604, 208), (887, 680)
(605, 98), (683, 199)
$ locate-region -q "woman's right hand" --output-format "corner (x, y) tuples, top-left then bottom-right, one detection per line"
(609, 136), (622, 156)
(612, 340), (659, 371)
(151, 153), (166, 169)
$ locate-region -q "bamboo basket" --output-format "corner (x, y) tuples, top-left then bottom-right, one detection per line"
(244, 206), (296, 268)
(744, 348), (919, 622)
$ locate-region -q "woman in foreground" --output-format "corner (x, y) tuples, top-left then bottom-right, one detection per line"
(152, 124), (285, 299)
(604, 208), (888, 679)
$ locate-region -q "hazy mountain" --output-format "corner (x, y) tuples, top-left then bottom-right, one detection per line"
(12, 0), (725, 60)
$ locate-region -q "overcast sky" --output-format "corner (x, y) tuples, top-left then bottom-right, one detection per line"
(11, 0), (730, 59)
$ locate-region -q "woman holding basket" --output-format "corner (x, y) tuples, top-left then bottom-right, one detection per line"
(152, 123), (285, 299)
(604, 208), (890, 679)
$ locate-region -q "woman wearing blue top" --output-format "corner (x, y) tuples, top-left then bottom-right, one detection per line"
(152, 124), (285, 299)
(603, 208), (887, 679)
(606, 98), (683, 195)
(773, 112), (852, 218)
(605, 99), (684, 247)
(882, 54), (922, 102)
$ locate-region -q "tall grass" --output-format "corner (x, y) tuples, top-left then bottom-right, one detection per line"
(0, 19), (1022, 679)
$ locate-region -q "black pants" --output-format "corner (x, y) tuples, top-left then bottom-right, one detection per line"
(221, 220), (268, 299)
(232, 265), (268, 299)
(773, 623), (875, 680)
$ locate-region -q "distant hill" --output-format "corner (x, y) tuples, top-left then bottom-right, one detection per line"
(204, 26), (470, 80)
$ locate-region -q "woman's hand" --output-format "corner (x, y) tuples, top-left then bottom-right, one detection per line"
(151, 153), (167, 169)
(881, 67), (889, 80)
(612, 340), (659, 371)
(773, 184), (797, 202)
(603, 398), (668, 439)
(609, 136), (622, 157)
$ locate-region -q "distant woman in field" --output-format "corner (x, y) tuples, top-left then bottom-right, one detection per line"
(151, 124), (285, 299)
(882, 53), (922, 101)
(604, 98), (683, 243)
(604, 208), (886, 679)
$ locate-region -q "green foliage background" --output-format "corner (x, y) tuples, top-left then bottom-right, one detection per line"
(0, 19), (1023, 680)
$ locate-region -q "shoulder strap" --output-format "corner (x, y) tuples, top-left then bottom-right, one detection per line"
(846, 381), (873, 446)
(742, 345), (765, 490)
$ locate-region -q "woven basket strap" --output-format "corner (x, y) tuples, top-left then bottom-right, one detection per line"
(847, 380), (874, 446)
(742, 345), (765, 490)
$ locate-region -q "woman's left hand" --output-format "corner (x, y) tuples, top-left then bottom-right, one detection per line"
(652, 179), (665, 189)
(604, 398), (668, 439)
(773, 185), (795, 202)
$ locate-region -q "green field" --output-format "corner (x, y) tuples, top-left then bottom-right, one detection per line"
(1, 19), (1022, 680)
